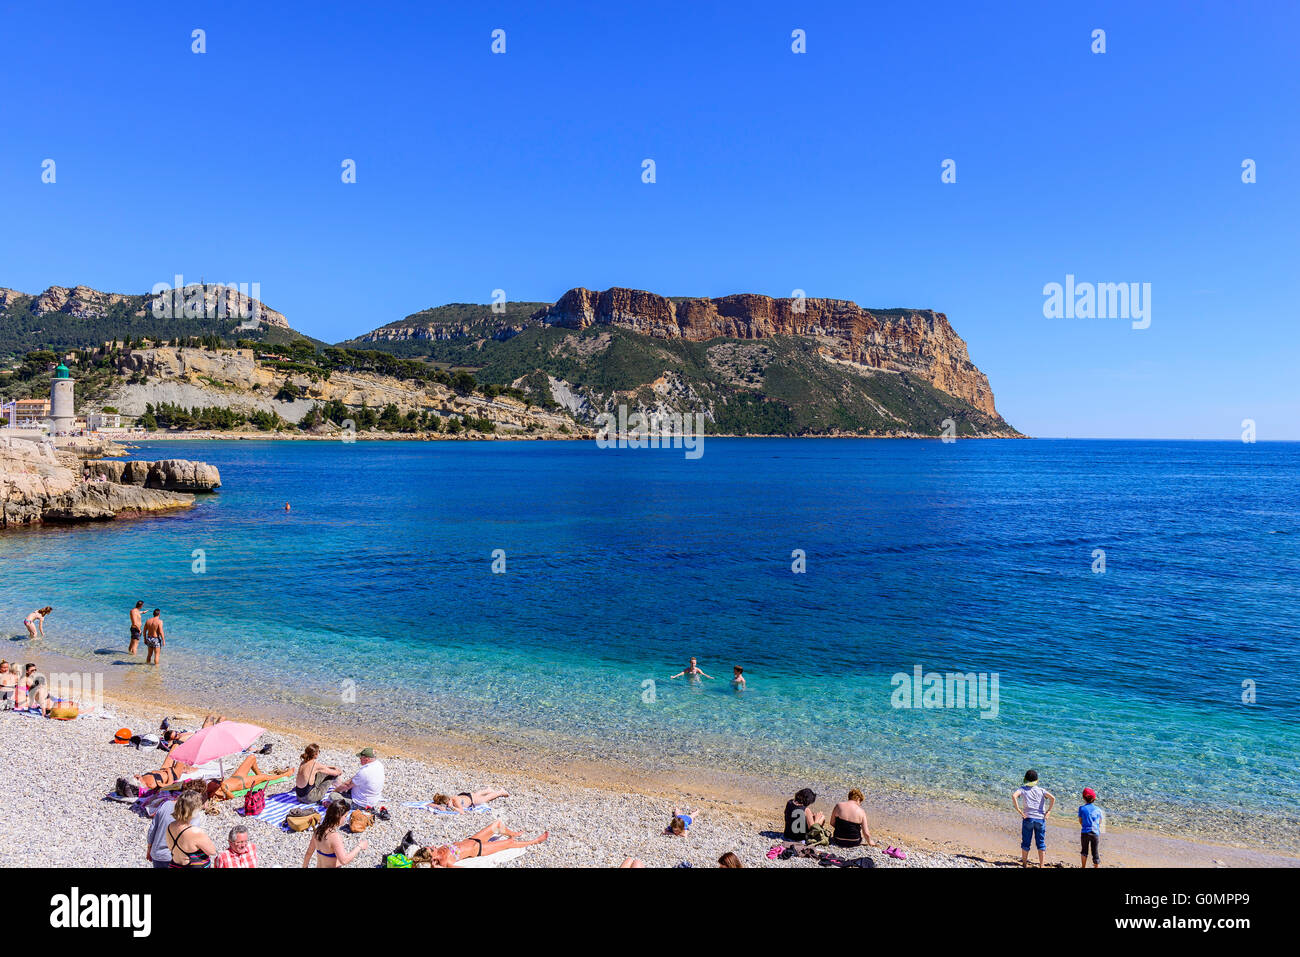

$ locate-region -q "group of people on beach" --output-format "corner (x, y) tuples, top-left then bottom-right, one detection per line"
(0, 659), (59, 715)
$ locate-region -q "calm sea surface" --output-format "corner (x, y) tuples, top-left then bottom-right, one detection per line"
(3, 439), (1297, 850)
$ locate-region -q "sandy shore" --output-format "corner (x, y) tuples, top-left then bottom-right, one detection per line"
(2, 649), (1295, 869)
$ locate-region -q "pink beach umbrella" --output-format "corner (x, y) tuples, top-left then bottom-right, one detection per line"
(168, 721), (265, 780)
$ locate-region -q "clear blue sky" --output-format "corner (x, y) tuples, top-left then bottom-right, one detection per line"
(1, 1), (1295, 438)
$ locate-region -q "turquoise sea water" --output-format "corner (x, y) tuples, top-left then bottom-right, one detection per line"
(3, 439), (1297, 850)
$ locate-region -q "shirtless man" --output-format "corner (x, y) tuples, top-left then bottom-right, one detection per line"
(128, 600), (144, 655)
(669, 656), (713, 683)
(143, 609), (165, 666)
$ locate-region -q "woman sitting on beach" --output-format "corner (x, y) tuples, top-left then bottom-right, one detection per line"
(828, 789), (879, 849)
(413, 820), (548, 867)
(0, 661), (17, 709)
(302, 801), (368, 868)
(11, 664), (36, 712)
(296, 744), (341, 803)
(429, 787), (510, 813)
(166, 792), (217, 868)
(23, 607), (51, 641)
(784, 788), (824, 841)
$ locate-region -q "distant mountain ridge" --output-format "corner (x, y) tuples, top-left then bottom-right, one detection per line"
(3, 281), (1019, 437)
(348, 286), (1018, 435)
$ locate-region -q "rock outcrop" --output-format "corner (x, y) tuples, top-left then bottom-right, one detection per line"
(0, 442), (205, 528)
(532, 287), (1000, 416)
(84, 459), (221, 492)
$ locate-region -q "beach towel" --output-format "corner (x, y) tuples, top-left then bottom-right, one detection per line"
(452, 846), (527, 868)
(402, 801), (492, 814)
(237, 786), (335, 829)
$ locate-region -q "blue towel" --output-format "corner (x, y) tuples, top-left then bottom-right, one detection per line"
(402, 801), (491, 814)
(238, 787), (333, 828)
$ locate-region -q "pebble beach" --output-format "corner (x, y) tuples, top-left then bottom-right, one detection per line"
(0, 697), (984, 869)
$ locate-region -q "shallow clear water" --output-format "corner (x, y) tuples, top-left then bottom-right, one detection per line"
(3, 439), (1297, 850)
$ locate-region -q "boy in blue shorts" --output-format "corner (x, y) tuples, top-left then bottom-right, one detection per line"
(1012, 769), (1055, 867)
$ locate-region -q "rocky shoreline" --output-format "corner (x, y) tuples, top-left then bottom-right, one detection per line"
(0, 439), (220, 528)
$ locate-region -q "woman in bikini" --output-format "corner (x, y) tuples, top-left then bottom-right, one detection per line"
(428, 787), (510, 813)
(166, 792), (217, 868)
(416, 820), (548, 867)
(214, 754), (292, 800)
(12, 664), (35, 711)
(23, 608), (51, 640)
(302, 800), (368, 868)
(295, 744), (341, 803)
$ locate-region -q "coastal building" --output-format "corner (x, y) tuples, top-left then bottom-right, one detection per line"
(86, 412), (122, 431)
(50, 364), (75, 433)
(4, 397), (52, 428)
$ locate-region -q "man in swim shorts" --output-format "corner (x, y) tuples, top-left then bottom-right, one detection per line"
(128, 600), (144, 655)
(143, 609), (165, 667)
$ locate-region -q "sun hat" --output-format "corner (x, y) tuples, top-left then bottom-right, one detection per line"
(357, 746), (378, 758)
(1023, 769), (1039, 784)
(1082, 787), (1097, 801)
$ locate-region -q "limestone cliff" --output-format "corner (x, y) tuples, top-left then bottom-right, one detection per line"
(532, 288), (1000, 417)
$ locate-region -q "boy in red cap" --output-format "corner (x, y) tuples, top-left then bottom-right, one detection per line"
(1078, 787), (1102, 867)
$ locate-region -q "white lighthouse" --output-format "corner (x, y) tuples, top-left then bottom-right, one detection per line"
(50, 363), (75, 434)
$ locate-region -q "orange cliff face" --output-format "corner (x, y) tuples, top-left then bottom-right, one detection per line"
(532, 287), (1001, 417)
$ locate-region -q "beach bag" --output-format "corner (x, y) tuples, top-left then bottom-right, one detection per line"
(243, 788), (266, 817)
(50, 704), (79, 721)
(348, 810), (374, 833)
(385, 853), (412, 869)
(286, 811), (320, 832)
(113, 727), (132, 744)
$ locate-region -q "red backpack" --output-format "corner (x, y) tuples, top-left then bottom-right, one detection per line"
(243, 787), (266, 817)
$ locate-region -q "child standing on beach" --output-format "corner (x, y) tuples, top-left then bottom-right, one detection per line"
(1078, 787), (1103, 868)
(1012, 769), (1054, 867)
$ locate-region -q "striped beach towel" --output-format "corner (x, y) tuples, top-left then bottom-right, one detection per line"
(403, 801), (492, 815)
(238, 787), (334, 828)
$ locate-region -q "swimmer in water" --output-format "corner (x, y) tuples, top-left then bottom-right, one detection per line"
(284, 503), (291, 511)
(669, 657), (713, 682)
(731, 666), (745, 691)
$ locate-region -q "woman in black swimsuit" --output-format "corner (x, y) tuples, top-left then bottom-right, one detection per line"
(829, 788), (879, 849)
(430, 787), (510, 813)
(166, 792), (217, 868)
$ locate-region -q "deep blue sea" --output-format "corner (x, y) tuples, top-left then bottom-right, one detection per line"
(3, 439), (1297, 850)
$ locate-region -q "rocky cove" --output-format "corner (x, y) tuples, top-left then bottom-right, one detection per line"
(0, 440), (220, 528)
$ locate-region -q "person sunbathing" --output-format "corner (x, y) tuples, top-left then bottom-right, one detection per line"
(214, 755), (292, 800)
(428, 788), (510, 812)
(412, 820), (548, 867)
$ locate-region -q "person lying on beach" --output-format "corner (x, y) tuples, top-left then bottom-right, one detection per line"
(718, 852), (743, 868)
(784, 788), (824, 841)
(303, 801), (368, 868)
(23, 607), (51, 640)
(428, 788), (510, 812)
(295, 744), (341, 803)
(214, 755), (292, 800)
(669, 657), (713, 682)
(619, 857), (644, 868)
(412, 820), (548, 867)
(665, 807), (697, 836)
(828, 789), (879, 848)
